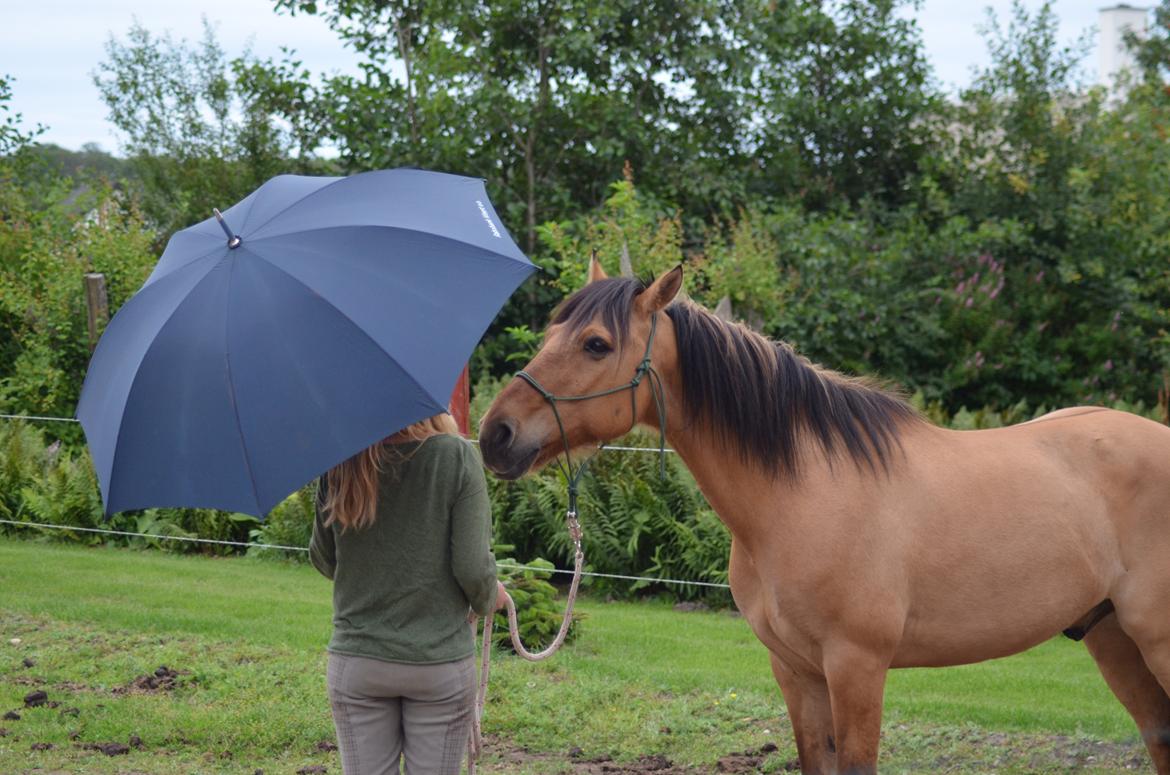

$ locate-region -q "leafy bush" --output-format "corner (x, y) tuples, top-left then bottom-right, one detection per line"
(131, 508), (260, 555)
(492, 554), (582, 652)
(0, 420), (46, 523)
(248, 484), (316, 561)
(19, 450), (105, 537)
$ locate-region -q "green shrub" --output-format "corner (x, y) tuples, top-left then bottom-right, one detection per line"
(19, 448), (106, 542)
(0, 420), (47, 524)
(492, 554), (582, 652)
(248, 484), (316, 561)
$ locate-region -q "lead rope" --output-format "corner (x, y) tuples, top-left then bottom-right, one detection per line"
(466, 313), (666, 773)
(467, 507), (584, 774)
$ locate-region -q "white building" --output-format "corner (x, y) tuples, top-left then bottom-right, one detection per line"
(1098, 4), (1150, 97)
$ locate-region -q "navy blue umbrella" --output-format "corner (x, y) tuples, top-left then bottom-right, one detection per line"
(78, 169), (535, 516)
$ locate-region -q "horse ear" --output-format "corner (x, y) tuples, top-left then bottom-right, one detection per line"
(636, 265), (684, 315)
(587, 253), (609, 284)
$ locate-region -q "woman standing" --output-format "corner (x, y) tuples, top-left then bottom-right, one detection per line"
(310, 412), (505, 775)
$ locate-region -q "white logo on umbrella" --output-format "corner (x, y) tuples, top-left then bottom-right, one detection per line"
(475, 200), (502, 239)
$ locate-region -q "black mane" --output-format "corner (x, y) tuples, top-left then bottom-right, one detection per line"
(550, 276), (919, 477)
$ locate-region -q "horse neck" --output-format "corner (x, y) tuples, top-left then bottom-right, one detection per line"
(648, 305), (907, 543)
(652, 352), (816, 544)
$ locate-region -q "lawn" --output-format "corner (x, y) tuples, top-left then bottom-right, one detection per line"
(0, 538), (1148, 774)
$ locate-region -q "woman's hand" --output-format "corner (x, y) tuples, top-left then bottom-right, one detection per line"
(493, 580), (510, 612)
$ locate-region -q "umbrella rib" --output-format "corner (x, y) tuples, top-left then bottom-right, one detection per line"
(240, 174), (353, 241)
(144, 242), (229, 288)
(248, 254), (442, 410)
(223, 255), (265, 516)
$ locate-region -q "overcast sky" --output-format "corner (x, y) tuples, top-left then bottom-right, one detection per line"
(1, 1), (1110, 152)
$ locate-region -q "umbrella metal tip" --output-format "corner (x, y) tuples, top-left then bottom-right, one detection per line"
(212, 207), (240, 247)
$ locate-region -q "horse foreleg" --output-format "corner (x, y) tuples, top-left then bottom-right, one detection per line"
(822, 645), (889, 775)
(1084, 613), (1170, 773)
(770, 653), (836, 775)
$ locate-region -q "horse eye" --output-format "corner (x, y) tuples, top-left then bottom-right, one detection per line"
(583, 336), (611, 356)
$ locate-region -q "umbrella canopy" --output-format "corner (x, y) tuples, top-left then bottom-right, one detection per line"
(77, 169), (535, 516)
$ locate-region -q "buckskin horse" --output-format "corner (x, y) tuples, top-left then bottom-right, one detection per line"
(479, 260), (1170, 774)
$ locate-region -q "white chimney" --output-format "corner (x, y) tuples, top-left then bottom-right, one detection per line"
(1099, 4), (1150, 96)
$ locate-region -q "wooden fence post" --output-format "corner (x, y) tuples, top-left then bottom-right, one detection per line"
(84, 272), (109, 353)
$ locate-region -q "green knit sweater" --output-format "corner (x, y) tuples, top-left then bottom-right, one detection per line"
(309, 434), (497, 664)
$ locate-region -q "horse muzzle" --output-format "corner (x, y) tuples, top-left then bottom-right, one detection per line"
(479, 415), (541, 480)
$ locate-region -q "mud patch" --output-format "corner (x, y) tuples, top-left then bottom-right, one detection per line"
(716, 742), (779, 773)
(23, 689), (49, 707)
(885, 723), (1148, 773)
(479, 736), (703, 774)
(79, 741), (131, 756)
(1029, 734), (1147, 771)
(55, 680), (92, 692)
(114, 665), (184, 694)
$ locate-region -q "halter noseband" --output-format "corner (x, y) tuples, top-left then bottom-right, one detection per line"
(514, 313), (668, 517)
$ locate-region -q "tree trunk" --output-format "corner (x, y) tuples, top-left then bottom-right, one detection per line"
(395, 16), (420, 149)
(524, 11), (552, 255)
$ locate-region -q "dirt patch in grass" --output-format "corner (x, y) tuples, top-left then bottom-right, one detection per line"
(1026, 734), (1147, 771)
(23, 689), (49, 707)
(481, 736), (705, 773)
(113, 665), (185, 694)
(477, 729), (1148, 774)
(78, 740), (131, 756)
(54, 680), (92, 692)
(715, 742), (786, 773)
(884, 723), (1148, 773)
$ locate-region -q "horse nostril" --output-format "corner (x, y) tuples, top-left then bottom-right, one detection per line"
(489, 417), (516, 452)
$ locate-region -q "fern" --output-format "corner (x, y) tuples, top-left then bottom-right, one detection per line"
(487, 430), (733, 605)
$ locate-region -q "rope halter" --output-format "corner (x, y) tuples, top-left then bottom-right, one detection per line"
(514, 312), (669, 516)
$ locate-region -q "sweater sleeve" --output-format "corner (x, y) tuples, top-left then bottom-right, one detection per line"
(450, 445), (498, 615)
(309, 477), (336, 580)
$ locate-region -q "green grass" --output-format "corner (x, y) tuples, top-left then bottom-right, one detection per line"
(0, 538), (1148, 773)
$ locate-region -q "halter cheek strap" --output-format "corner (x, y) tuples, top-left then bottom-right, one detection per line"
(514, 313), (669, 516)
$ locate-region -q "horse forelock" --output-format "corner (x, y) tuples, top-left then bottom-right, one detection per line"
(549, 276), (649, 346)
(663, 301), (919, 478)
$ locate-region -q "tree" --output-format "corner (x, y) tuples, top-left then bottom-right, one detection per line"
(747, 0), (942, 209)
(275, 0), (754, 253)
(1130, 0), (1170, 86)
(94, 21), (331, 233)
(0, 74), (44, 157)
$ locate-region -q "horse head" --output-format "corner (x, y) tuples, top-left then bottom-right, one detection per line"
(480, 258), (683, 480)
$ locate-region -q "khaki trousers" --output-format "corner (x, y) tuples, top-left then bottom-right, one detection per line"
(327, 652), (475, 775)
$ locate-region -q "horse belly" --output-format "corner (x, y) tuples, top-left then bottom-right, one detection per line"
(891, 442), (1122, 667)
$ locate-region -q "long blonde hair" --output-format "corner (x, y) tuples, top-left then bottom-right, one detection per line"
(322, 412), (460, 530)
